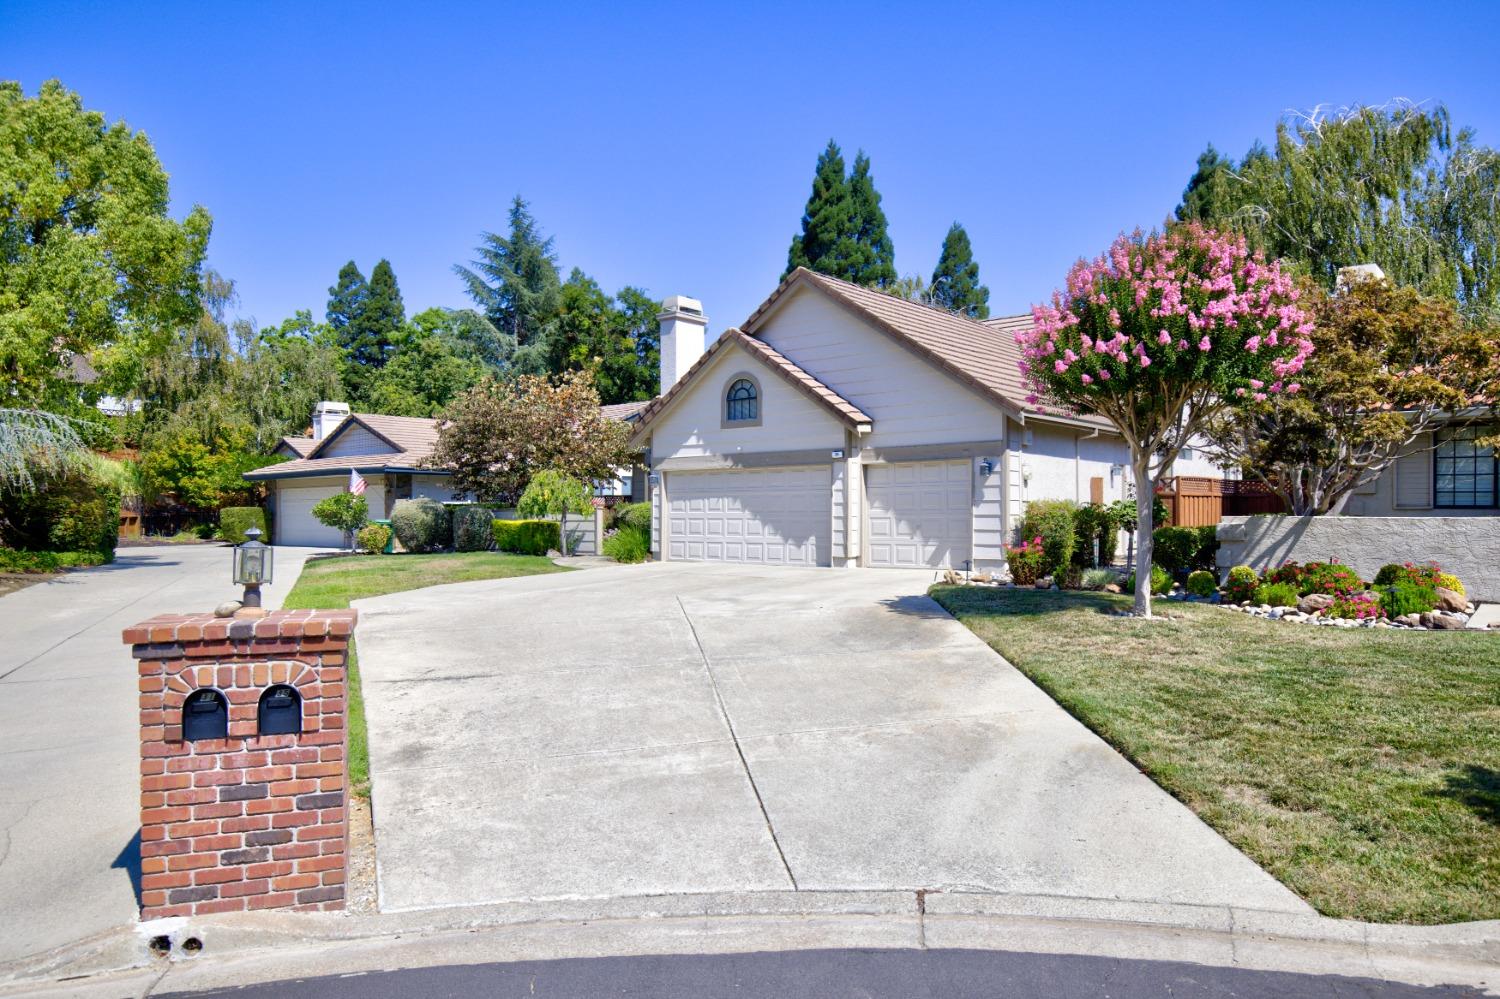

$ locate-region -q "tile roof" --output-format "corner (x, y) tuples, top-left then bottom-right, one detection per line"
(628, 328), (872, 444)
(276, 436), (317, 458)
(244, 452), (429, 480)
(743, 268), (1110, 429)
(600, 400), (651, 421)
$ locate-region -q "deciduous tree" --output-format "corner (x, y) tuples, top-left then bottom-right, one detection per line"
(430, 368), (634, 504)
(1017, 223), (1313, 616)
(517, 469), (594, 556)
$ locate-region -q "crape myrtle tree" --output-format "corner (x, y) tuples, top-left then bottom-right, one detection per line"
(1016, 223), (1313, 616)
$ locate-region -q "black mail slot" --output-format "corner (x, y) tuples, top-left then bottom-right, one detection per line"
(258, 684), (302, 736)
(182, 689), (228, 741)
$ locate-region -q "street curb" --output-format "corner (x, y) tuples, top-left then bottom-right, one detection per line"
(2, 889), (1497, 994)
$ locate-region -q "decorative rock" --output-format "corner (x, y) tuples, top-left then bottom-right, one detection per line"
(942, 570), (962, 585)
(1297, 593), (1335, 615)
(972, 571), (993, 584)
(1430, 613), (1467, 631)
(1267, 608), (1284, 620)
(213, 600), (243, 618)
(1102, 583), (1121, 594)
(1433, 587), (1467, 614)
(1396, 613), (1422, 627)
(1035, 577), (1052, 590)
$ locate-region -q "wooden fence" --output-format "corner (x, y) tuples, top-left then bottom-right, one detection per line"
(1156, 477), (1287, 527)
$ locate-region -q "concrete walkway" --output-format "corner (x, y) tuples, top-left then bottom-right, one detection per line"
(354, 562), (1310, 916)
(0, 544), (319, 966)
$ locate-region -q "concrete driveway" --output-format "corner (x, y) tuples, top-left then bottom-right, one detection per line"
(355, 563), (1309, 916)
(0, 543), (319, 967)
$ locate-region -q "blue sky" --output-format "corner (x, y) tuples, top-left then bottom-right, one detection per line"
(4, 1), (1499, 337)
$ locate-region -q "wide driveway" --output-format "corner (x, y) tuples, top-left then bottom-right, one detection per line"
(0, 544), (319, 967)
(356, 563), (1309, 915)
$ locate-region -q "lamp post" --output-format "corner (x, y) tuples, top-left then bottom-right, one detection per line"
(232, 527), (274, 619)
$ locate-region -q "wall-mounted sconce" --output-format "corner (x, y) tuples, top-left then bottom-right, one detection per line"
(978, 459), (994, 477)
(648, 472), (661, 488)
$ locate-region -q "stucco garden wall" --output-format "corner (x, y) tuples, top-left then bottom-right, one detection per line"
(1216, 515), (1500, 600)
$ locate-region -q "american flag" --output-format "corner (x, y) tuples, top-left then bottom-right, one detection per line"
(348, 469), (367, 496)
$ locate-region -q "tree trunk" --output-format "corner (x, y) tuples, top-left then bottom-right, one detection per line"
(1133, 455), (1155, 617)
(559, 509), (569, 557)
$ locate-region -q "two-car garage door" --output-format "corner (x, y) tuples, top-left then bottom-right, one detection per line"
(667, 466), (830, 566)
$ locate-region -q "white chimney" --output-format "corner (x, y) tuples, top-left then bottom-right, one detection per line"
(657, 295), (707, 396)
(312, 400), (351, 441)
(1336, 263), (1386, 293)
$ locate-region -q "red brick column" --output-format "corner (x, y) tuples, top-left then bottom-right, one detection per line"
(123, 609), (357, 919)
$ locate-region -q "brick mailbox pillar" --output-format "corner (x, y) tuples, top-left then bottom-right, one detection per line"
(124, 609), (357, 919)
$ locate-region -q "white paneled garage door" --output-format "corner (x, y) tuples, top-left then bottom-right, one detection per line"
(666, 466), (829, 566)
(275, 481), (385, 548)
(865, 460), (972, 568)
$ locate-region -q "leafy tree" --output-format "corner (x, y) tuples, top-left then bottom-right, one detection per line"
(929, 222), (990, 318)
(363, 326), (485, 418)
(1017, 223), (1312, 616)
(0, 79), (211, 410)
(1202, 276), (1499, 514)
(230, 313), (343, 450)
(311, 491), (369, 549)
(137, 422), (268, 514)
(541, 271), (662, 404)
(409, 307), (515, 371)
(454, 195), (561, 352)
(883, 274), (930, 304)
(1175, 102), (1500, 315)
(517, 469), (594, 556)
(131, 270), (238, 438)
(430, 368), (634, 504)
(0, 409), (88, 490)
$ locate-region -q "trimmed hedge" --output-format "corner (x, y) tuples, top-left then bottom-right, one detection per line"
(1185, 570), (1217, 597)
(492, 518), (561, 556)
(451, 505), (495, 552)
(356, 523), (392, 554)
(391, 498), (450, 553)
(218, 506), (267, 544)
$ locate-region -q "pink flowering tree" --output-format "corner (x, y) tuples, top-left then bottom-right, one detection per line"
(1017, 223), (1314, 616)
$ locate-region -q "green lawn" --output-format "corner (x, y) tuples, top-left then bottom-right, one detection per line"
(280, 552), (568, 796)
(930, 585), (1500, 925)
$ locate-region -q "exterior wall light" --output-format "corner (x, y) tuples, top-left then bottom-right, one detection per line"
(979, 459), (994, 477)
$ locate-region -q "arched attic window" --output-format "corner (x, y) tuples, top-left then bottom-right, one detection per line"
(724, 377), (760, 424)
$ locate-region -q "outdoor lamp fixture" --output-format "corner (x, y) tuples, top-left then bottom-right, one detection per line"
(233, 527), (273, 618)
(979, 459), (994, 477)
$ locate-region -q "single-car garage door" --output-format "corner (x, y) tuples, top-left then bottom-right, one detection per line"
(275, 481), (386, 548)
(667, 466), (829, 566)
(865, 460), (972, 568)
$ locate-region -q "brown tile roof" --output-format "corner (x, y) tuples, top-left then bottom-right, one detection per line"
(244, 452), (427, 480)
(324, 413), (442, 460)
(600, 400), (651, 421)
(276, 436), (317, 458)
(628, 327), (872, 444)
(743, 268), (1110, 429)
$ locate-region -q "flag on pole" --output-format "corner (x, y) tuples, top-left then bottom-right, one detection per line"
(348, 469), (367, 495)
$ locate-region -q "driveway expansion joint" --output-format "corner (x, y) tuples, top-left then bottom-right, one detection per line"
(676, 595), (799, 892)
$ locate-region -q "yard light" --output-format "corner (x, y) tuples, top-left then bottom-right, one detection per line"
(233, 527), (274, 617)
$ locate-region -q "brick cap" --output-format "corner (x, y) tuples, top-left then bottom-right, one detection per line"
(123, 609), (357, 646)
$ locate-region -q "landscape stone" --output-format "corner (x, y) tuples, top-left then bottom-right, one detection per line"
(1297, 593), (1335, 615)
(1430, 613), (1467, 630)
(1433, 587), (1467, 614)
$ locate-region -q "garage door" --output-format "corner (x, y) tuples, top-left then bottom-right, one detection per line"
(275, 482), (386, 548)
(865, 460), (972, 568)
(667, 466), (829, 566)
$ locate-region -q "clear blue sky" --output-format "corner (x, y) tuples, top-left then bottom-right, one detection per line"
(5, 1), (1499, 337)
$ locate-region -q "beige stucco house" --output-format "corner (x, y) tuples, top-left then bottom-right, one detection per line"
(628, 268), (1222, 571)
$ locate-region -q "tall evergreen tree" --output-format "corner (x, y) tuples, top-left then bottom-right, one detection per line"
(363, 259), (405, 356)
(785, 141), (856, 279)
(1174, 144), (1239, 223)
(845, 152), (896, 288)
(328, 258), (402, 402)
(928, 222), (990, 318)
(326, 261), (368, 332)
(454, 195), (561, 349)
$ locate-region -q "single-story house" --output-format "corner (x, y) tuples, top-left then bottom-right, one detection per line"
(247, 400), (651, 547)
(628, 269), (1224, 571)
(1341, 411), (1497, 516)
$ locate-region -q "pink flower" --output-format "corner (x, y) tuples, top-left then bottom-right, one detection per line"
(1054, 359), (1068, 373)
(1287, 383), (1301, 394)
(1198, 336), (1211, 351)
(1245, 335), (1261, 353)
(1253, 392), (1268, 402)
(1098, 369), (1110, 380)
(1249, 378), (1263, 389)
(1139, 354), (1151, 367)
(1080, 373), (1093, 384)
(1177, 339), (1188, 349)
(1158, 330), (1171, 345)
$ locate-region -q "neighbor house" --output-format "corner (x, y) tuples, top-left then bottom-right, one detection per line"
(628, 269), (1224, 571)
(1339, 413), (1497, 517)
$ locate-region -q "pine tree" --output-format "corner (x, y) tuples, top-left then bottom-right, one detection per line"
(455, 195), (561, 349)
(1174, 144), (1243, 223)
(328, 259), (404, 403)
(785, 141), (857, 280)
(929, 222), (990, 318)
(326, 261), (368, 333)
(845, 152), (896, 288)
(363, 259), (405, 354)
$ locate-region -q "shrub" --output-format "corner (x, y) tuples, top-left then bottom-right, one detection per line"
(451, 505), (495, 552)
(1374, 561), (1443, 590)
(1071, 504), (1109, 568)
(1020, 499), (1077, 575)
(1191, 525), (1219, 570)
(1265, 560), (1363, 597)
(1329, 592), (1385, 620)
(1151, 526), (1199, 573)
(311, 492), (370, 541)
(1081, 568), (1117, 590)
(1185, 570), (1217, 597)
(1125, 564), (1173, 595)
(1254, 581), (1300, 607)
(492, 518), (560, 556)
(356, 523), (392, 554)
(1436, 572), (1466, 598)
(1225, 565), (1259, 604)
(602, 524), (650, 563)
(614, 501), (652, 533)
(0, 549), (113, 572)
(1058, 564), (1084, 590)
(1380, 581), (1439, 618)
(2, 465), (122, 556)
(391, 497), (450, 553)
(517, 470), (594, 556)
(1005, 536), (1046, 585)
(218, 506), (267, 544)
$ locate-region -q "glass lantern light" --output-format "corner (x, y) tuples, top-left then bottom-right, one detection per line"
(233, 527), (274, 610)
